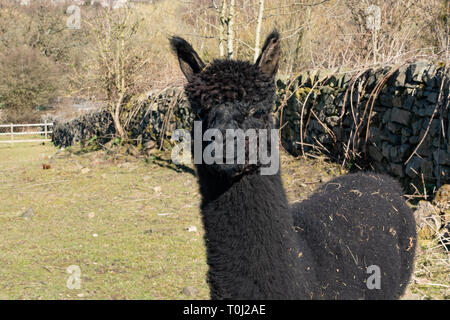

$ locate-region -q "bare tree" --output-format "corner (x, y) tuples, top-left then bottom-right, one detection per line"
(84, 7), (149, 140)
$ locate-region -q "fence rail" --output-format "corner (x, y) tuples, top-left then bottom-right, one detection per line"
(0, 122), (53, 144)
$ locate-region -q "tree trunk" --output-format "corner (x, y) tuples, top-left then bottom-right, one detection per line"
(218, 0), (227, 58)
(253, 0), (265, 63)
(113, 92), (126, 139)
(227, 0), (235, 59)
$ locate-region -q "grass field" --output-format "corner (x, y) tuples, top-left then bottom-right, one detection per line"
(0, 142), (448, 299)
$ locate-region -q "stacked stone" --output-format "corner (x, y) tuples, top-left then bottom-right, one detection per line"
(52, 109), (114, 148)
(277, 61), (449, 189)
(126, 87), (194, 149)
(52, 87), (193, 149)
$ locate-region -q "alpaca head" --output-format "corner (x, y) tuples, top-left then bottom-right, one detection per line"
(170, 30), (281, 179)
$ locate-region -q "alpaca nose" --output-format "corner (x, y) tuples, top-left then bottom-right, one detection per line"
(213, 110), (239, 134)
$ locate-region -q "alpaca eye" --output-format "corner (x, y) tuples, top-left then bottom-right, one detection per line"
(249, 108), (264, 118)
(253, 110), (264, 118)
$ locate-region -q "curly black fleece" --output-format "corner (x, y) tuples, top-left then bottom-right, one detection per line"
(292, 172), (416, 299)
(185, 60), (275, 113)
(198, 167), (416, 299)
(172, 35), (416, 300)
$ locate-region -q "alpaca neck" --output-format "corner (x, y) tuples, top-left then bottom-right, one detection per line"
(197, 167), (317, 299)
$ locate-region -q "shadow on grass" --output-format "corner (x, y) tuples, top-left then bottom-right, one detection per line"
(146, 154), (196, 176)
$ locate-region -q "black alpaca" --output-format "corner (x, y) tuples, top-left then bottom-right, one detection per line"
(170, 31), (416, 300)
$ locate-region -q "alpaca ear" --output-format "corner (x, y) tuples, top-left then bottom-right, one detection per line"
(255, 29), (280, 78)
(170, 36), (205, 81)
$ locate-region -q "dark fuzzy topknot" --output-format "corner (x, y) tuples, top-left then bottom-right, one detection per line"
(185, 60), (275, 111)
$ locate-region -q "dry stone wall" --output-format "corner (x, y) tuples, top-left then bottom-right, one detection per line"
(52, 61), (449, 189)
(276, 61), (449, 190)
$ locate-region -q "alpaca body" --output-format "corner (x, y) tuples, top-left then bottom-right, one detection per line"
(198, 164), (416, 299)
(293, 172), (416, 299)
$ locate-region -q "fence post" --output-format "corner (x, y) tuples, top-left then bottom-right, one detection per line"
(44, 119), (48, 141)
(10, 123), (13, 147)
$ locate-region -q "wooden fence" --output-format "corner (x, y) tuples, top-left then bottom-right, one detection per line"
(0, 121), (53, 145)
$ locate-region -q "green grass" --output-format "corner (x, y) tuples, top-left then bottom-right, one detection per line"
(0, 142), (448, 299)
(0, 142), (208, 299)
